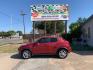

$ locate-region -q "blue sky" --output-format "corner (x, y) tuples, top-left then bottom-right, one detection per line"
(0, 0), (93, 33)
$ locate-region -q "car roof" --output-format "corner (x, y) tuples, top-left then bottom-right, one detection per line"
(39, 36), (60, 38)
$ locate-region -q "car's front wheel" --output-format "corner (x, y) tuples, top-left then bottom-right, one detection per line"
(21, 50), (32, 59)
(58, 49), (68, 59)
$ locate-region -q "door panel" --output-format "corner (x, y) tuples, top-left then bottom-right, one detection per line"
(32, 38), (50, 54)
(32, 43), (50, 54)
(48, 38), (58, 54)
(48, 42), (57, 54)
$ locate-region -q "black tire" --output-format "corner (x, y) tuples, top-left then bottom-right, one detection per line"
(57, 49), (68, 59)
(21, 50), (32, 59)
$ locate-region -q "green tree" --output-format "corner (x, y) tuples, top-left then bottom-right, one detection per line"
(35, 21), (65, 34)
(7, 31), (16, 36)
(17, 31), (23, 36)
(0, 31), (6, 37)
(69, 17), (87, 38)
(0, 31), (16, 38)
(0, 32), (2, 36)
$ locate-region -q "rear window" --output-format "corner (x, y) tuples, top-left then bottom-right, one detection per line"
(50, 38), (57, 42)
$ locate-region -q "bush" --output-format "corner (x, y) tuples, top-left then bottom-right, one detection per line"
(61, 33), (72, 43)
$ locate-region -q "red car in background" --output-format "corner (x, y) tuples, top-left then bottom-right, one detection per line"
(18, 36), (72, 59)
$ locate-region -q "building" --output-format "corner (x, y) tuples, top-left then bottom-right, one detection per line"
(81, 15), (93, 46)
(11, 33), (23, 39)
(31, 28), (46, 35)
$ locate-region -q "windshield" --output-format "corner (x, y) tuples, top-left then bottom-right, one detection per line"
(32, 38), (41, 43)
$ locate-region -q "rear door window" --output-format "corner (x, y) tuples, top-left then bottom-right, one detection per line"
(50, 38), (57, 42)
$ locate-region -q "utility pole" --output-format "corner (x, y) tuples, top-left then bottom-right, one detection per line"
(20, 11), (26, 35)
(44, 21), (47, 36)
(64, 20), (67, 34)
(33, 21), (35, 41)
(10, 16), (13, 30)
(54, 21), (57, 35)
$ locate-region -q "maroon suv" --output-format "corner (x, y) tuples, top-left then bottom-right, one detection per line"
(18, 36), (72, 59)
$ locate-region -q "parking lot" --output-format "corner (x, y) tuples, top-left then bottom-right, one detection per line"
(0, 42), (93, 70)
(0, 51), (93, 70)
(12, 51), (93, 70)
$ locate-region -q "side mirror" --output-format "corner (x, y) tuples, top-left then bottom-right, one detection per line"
(34, 42), (40, 46)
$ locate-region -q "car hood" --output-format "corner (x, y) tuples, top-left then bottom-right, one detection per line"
(21, 43), (34, 48)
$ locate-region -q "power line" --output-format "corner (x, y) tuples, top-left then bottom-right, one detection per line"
(0, 10), (23, 32)
(0, 10), (10, 17)
(0, 10), (22, 23)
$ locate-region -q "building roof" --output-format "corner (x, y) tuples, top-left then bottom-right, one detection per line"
(85, 15), (93, 23)
(82, 14), (93, 28)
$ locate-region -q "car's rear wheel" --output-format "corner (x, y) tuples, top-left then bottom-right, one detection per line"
(58, 49), (68, 59)
(22, 50), (32, 59)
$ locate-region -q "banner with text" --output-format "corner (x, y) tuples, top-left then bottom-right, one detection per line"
(31, 4), (69, 21)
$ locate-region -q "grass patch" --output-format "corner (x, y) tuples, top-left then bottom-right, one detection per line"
(0, 44), (22, 53)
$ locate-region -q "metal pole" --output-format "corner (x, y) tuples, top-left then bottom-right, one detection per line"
(54, 21), (57, 35)
(11, 16), (13, 30)
(65, 20), (67, 34)
(33, 21), (35, 41)
(23, 15), (26, 35)
(20, 11), (26, 35)
(44, 21), (46, 36)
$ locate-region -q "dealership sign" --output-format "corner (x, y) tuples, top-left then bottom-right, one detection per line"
(31, 4), (69, 21)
